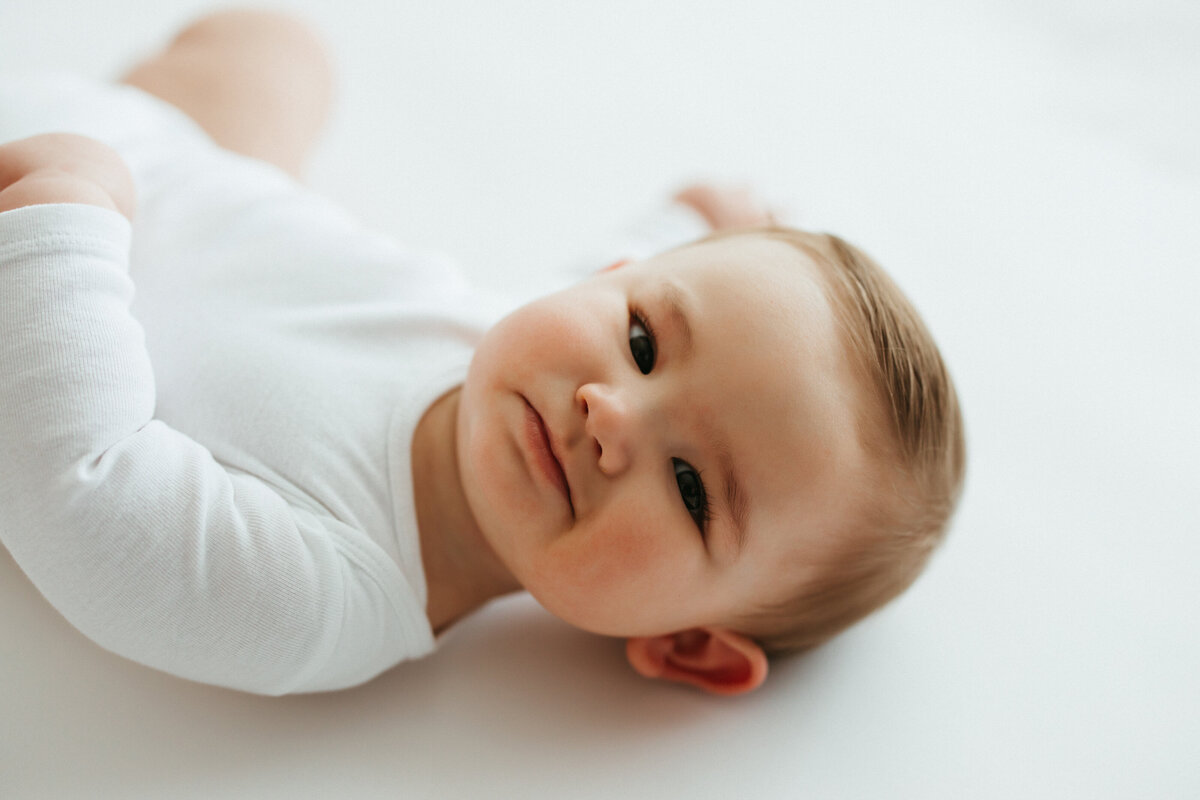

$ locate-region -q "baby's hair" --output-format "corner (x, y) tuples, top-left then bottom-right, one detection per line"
(701, 226), (966, 656)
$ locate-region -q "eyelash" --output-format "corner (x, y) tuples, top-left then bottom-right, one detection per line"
(628, 303), (657, 375)
(628, 305), (713, 537)
(675, 459), (715, 535)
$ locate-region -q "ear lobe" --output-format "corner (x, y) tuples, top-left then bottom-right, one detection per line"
(626, 628), (768, 696)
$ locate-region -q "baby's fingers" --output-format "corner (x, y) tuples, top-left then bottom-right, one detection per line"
(0, 133), (135, 219)
(673, 183), (775, 231)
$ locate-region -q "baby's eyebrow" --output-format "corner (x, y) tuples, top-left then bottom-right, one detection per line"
(721, 449), (751, 558)
(658, 281), (695, 360)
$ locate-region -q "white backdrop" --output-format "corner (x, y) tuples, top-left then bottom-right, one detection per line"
(2, 1), (1198, 798)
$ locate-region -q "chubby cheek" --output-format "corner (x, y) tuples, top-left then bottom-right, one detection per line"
(527, 516), (686, 637)
(483, 293), (600, 377)
(466, 428), (537, 522)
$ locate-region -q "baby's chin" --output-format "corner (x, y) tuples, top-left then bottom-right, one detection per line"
(518, 585), (626, 639)
(519, 585), (679, 641)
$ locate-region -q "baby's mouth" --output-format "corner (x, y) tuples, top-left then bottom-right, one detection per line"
(523, 397), (575, 516)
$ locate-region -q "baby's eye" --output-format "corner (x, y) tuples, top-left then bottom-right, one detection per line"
(629, 313), (656, 374)
(673, 458), (711, 534)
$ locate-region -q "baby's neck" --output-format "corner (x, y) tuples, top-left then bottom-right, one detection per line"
(410, 386), (521, 633)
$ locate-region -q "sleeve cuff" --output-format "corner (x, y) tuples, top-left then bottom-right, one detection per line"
(0, 202), (131, 262)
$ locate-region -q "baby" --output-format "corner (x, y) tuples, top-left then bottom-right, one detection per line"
(0, 10), (964, 696)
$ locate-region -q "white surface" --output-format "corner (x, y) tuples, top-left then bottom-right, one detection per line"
(2, 1), (1198, 797)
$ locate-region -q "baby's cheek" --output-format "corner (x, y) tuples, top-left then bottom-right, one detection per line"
(578, 524), (663, 590)
(535, 524), (670, 631)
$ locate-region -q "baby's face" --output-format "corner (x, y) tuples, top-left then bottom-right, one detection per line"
(457, 234), (873, 639)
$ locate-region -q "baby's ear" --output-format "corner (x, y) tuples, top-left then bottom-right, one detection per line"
(625, 628), (768, 696)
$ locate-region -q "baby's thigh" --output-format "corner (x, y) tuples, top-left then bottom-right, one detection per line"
(121, 9), (334, 177)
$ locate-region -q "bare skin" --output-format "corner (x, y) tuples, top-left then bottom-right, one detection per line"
(120, 9), (335, 179)
(0, 132), (134, 216)
(673, 183), (775, 229)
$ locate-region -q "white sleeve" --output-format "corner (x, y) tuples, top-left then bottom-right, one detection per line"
(0, 203), (423, 695)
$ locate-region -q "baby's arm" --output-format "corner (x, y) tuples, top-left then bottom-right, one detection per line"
(0, 136), (420, 694)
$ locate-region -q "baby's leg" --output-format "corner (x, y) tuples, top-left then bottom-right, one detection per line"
(121, 9), (333, 178)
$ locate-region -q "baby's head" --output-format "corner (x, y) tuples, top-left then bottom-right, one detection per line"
(456, 226), (964, 694)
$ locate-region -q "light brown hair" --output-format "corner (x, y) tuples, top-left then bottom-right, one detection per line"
(707, 226), (966, 655)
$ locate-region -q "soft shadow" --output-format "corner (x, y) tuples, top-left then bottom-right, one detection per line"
(3, 552), (827, 797)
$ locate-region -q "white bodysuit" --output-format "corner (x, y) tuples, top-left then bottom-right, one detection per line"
(0, 75), (708, 695)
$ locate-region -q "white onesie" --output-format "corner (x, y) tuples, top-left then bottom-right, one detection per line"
(0, 74), (709, 695)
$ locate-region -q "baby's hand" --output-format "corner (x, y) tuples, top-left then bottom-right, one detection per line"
(673, 182), (776, 231)
(0, 133), (135, 220)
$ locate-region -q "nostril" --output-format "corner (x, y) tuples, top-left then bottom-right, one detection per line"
(581, 397), (589, 417)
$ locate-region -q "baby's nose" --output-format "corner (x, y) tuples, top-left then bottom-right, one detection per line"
(576, 382), (638, 476)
